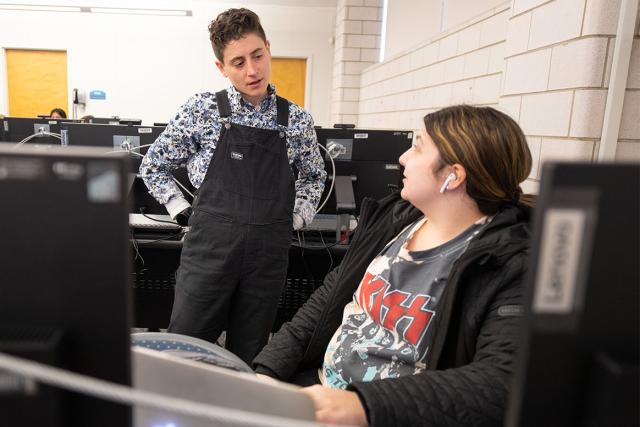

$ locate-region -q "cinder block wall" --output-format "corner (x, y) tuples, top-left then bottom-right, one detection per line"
(358, 3), (510, 131)
(332, 0), (640, 192)
(331, 0), (384, 126)
(500, 0), (639, 192)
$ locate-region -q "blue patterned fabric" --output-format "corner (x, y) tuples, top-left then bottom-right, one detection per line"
(131, 332), (254, 373)
(139, 84), (326, 225)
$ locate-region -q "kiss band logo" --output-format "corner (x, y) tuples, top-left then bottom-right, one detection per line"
(358, 272), (435, 346)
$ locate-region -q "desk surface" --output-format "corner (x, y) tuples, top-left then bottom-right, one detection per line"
(131, 214), (357, 249)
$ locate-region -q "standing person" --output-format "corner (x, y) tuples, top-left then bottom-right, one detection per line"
(253, 105), (534, 426)
(140, 8), (326, 364)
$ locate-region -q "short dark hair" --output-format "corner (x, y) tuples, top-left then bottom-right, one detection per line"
(49, 108), (67, 118)
(208, 8), (267, 62)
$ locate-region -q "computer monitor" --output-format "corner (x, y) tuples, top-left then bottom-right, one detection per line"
(118, 119), (142, 126)
(85, 117), (142, 126)
(87, 117), (121, 125)
(62, 122), (160, 173)
(131, 166), (194, 215)
(1, 116), (78, 146)
(314, 127), (413, 216)
(61, 123), (195, 215)
(505, 162), (639, 427)
(0, 144), (132, 427)
(61, 122), (163, 152)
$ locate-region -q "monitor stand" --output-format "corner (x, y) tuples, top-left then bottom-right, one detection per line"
(334, 175), (356, 244)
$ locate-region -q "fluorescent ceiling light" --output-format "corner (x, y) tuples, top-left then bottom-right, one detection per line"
(0, 4), (82, 12)
(89, 7), (190, 16)
(0, 4), (191, 16)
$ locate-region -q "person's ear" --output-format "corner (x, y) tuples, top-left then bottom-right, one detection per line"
(443, 164), (466, 192)
(215, 60), (226, 78)
(265, 40), (271, 54)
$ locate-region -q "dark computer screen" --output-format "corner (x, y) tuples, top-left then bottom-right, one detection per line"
(61, 122), (163, 153)
(314, 128), (413, 215)
(131, 165), (194, 215)
(60, 123), (194, 215)
(86, 118), (142, 126)
(506, 162), (639, 427)
(87, 117), (121, 125)
(118, 119), (142, 126)
(0, 144), (132, 426)
(1, 117), (78, 146)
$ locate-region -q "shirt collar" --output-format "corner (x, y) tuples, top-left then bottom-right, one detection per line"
(227, 84), (277, 113)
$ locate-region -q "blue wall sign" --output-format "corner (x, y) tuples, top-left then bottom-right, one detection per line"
(90, 90), (106, 100)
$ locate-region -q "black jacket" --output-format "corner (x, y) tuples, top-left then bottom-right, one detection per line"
(253, 192), (532, 426)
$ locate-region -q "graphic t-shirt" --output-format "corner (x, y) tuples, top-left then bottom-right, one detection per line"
(322, 216), (490, 388)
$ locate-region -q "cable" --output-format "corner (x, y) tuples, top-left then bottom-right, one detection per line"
(130, 143), (154, 151)
(296, 230), (304, 257)
(140, 211), (180, 226)
(169, 175), (195, 199)
(137, 229), (185, 245)
(106, 141), (153, 157)
(314, 143), (337, 214)
(12, 130), (63, 149)
(130, 229), (145, 265)
(317, 230), (334, 276)
(0, 351), (337, 427)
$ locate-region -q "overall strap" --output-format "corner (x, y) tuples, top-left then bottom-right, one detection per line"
(276, 96), (289, 128)
(215, 90), (232, 118)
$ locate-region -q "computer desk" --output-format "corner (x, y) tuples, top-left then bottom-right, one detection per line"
(130, 228), (349, 331)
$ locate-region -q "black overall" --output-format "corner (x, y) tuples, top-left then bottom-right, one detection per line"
(168, 90), (294, 364)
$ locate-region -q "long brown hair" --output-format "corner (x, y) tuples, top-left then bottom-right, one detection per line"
(424, 105), (535, 215)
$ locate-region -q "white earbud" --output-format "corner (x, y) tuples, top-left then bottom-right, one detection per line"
(439, 173), (457, 193)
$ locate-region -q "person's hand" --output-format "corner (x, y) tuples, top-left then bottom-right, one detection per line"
(301, 385), (368, 426)
(293, 213), (304, 230)
(175, 207), (193, 226)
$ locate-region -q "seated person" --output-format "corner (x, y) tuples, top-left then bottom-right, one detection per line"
(253, 104), (535, 426)
(49, 108), (67, 119)
(80, 114), (94, 123)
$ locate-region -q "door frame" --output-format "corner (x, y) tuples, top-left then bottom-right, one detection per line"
(0, 48), (8, 116)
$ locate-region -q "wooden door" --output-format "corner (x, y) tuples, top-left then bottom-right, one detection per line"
(271, 57), (306, 108)
(6, 49), (68, 117)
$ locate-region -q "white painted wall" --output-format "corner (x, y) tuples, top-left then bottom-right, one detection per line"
(0, 0), (336, 126)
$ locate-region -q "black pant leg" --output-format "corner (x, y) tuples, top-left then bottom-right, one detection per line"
(168, 211), (244, 343)
(225, 224), (290, 364)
